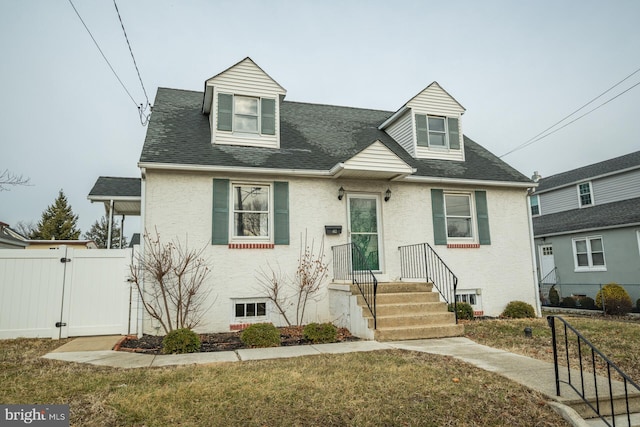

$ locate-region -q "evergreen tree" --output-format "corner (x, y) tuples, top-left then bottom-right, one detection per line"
(83, 215), (128, 248)
(31, 190), (81, 240)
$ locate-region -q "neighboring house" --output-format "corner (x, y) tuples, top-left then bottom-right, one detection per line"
(91, 57), (539, 339)
(0, 222), (28, 249)
(531, 150), (640, 304)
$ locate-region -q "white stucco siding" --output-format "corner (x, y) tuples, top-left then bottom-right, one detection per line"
(143, 171), (537, 332)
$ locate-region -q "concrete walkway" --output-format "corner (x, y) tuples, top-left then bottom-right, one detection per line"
(44, 336), (638, 427)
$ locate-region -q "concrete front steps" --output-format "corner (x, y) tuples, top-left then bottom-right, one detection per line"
(352, 282), (464, 341)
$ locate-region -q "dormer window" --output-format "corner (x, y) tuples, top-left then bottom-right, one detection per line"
(217, 93), (276, 136)
(415, 114), (460, 150)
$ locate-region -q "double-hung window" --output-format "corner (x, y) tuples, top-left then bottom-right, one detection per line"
(572, 236), (606, 271)
(416, 114), (460, 149)
(212, 179), (289, 246)
(578, 182), (593, 207)
(431, 189), (490, 246)
(445, 194), (473, 238)
(234, 96), (259, 133)
(232, 184), (270, 238)
(217, 93), (276, 135)
(530, 194), (540, 216)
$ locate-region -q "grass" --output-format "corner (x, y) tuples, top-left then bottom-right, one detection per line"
(0, 338), (568, 426)
(464, 312), (640, 382)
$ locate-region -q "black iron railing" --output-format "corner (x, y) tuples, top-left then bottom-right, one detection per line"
(398, 242), (458, 323)
(332, 243), (378, 329)
(547, 315), (640, 427)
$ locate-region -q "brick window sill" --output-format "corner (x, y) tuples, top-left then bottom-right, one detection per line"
(228, 243), (275, 249)
(447, 243), (480, 249)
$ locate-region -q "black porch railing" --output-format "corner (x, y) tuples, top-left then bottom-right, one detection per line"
(332, 243), (378, 329)
(398, 242), (458, 323)
(547, 315), (640, 427)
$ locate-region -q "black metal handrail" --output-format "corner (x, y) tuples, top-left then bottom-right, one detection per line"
(547, 315), (640, 427)
(332, 243), (378, 329)
(398, 242), (458, 323)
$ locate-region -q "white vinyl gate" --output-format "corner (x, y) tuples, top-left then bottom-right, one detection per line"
(0, 247), (136, 339)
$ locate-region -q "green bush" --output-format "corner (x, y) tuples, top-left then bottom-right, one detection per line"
(162, 328), (201, 354)
(548, 286), (560, 306)
(448, 302), (474, 320)
(596, 283), (632, 315)
(577, 296), (596, 310)
(561, 297), (576, 308)
(501, 301), (536, 319)
(303, 322), (338, 344)
(240, 323), (281, 348)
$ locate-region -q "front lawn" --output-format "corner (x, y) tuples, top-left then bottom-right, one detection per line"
(0, 338), (568, 426)
(464, 313), (640, 382)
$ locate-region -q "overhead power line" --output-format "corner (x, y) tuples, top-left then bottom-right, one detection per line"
(67, 0), (150, 126)
(499, 66), (640, 158)
(113, 0), (152, 125)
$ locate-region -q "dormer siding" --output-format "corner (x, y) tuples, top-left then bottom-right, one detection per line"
(384, 109), (415, 157)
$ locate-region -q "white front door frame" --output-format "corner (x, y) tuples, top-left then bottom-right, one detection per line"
(346, 193), (384, 273)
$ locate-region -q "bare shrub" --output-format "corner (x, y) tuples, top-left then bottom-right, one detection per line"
(257, 231), (329, 326)
(130, 229), (213, 334)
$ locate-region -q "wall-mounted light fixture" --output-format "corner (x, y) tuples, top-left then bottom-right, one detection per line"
(338, 186), (345, 201)
(384, 188), (392, 202)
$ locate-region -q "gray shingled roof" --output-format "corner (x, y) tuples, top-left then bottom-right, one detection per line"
(140, 88), (531, 184)
(88, 177), (141, 198)
(533, 196), (640, 237)
(536, 150), (640, 192)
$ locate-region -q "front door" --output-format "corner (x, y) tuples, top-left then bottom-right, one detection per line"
(347, 195), (382, 271)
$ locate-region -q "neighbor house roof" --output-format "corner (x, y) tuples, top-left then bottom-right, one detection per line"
(0, 222), (28, 248)
(532, 196), (640, 237)
(88, 177), (141, 216)
(139, 88), (531, 185)
(536, 150), (640, 193)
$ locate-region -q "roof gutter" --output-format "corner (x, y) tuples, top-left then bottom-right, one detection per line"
(138, 162), (337, 178)
(402, 175), (537, 189)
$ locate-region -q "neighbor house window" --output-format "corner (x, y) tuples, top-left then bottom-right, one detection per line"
(232, 184), (270, 238)
(578, 182), (593, 207)
(444, 193), (473, 238)
(416, 115), (460, 149)
(234, 301), (267, 319)
(530, 195), (540, 216)
(572, 236), (606, 271)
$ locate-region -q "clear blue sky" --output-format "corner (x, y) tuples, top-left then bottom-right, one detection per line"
(1, 0), (639, 237)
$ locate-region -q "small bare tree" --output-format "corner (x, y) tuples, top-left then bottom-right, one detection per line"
(257, 232), (329, 326)
(0, 169), (30, 191)
(130, 229), (213, 334)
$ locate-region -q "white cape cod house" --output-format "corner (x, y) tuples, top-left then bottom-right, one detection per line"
(90, 57), (539, 340)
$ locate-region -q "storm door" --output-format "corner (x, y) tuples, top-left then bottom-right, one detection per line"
(347, 195), (382, 272)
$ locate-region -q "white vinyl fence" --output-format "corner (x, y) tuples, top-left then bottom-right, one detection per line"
(0, 246), (138, 339)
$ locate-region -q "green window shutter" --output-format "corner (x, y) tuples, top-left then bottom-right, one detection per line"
(415, 114), (429, 147)
(261, 98), (276, 135)
(431, 189), (447, 245)
(448, 117), (460, 150)
(212, 179), (229, 245)
(217, 93), (233, 131)
(273, 181), (289, 245)
(475, 190), (491, 245)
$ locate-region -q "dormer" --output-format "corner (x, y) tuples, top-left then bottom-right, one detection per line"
(379, 82), (466, 161)
(202, 57), (286, 148)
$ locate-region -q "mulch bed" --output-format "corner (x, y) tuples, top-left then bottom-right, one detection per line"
(117, 326), (358, 355)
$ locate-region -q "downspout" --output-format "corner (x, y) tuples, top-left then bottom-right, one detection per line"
(136, 170), (147, 338)
(120, 215), (125, 248)
(526, 190), (542, 317)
